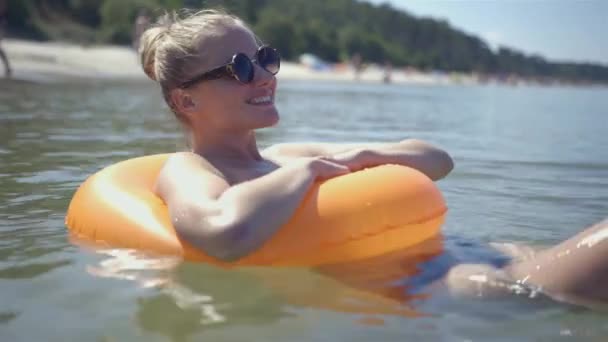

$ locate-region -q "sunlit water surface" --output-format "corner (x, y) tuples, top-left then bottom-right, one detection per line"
(1, 79), (607, 341)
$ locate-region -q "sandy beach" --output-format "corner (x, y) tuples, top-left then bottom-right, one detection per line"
(2, 39), (464, 85)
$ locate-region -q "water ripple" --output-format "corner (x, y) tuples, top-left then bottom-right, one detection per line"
(1, 80), (607, 340)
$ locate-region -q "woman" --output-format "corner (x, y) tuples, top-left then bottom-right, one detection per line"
(140, 10), (453, 261)
(140, 10), (607, 307)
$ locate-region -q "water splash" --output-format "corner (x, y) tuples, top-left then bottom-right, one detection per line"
(576, 227), (608, 249)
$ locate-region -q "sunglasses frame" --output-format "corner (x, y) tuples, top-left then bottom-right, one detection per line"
(179, 46), (280, 88)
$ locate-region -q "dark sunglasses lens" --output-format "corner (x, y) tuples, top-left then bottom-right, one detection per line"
(258, 47), (280, 74)
(233, 53), (254, 83)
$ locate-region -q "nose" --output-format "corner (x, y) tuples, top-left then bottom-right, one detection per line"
(251, 62), (275, 87)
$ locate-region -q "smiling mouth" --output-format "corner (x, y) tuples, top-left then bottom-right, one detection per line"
(247, 95), (273, 105)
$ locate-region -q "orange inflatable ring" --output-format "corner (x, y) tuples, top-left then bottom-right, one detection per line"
(66, 154), (447, 266)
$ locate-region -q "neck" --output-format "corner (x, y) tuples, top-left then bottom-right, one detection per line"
(192, 128), (262, 163)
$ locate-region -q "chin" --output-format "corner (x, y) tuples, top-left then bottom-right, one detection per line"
(249, 105), (280, 128)
(266, 108), (280, 126)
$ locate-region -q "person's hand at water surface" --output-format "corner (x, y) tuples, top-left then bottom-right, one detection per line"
(264, 139), (454, 181)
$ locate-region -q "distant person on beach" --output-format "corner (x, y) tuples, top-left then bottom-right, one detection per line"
(138, 9), (608, 309)
(383, 61), (392, 84)
(351, 53), (362, 81)
(132, 9), (151, 51)
(0, 0), (11, 78)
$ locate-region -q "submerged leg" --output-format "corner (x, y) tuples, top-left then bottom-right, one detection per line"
(446, 219), (608, 307)
(505, 219), (608, 305)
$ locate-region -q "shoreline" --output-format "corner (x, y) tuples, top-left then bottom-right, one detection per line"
(2, 39), (604, 88)
(0, 39), (465, 85)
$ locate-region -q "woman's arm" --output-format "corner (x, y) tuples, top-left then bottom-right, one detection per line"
(156, 153), (349, 262)
(262, 142), (389, 159)
(263, 139), (454, 181)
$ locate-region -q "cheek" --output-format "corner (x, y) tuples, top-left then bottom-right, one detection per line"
(202, 83), (246, 110)
(224, 88), (250, 115)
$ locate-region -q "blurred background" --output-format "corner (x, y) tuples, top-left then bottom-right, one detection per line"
(1, 1), (607, 341)
(1, 0), (607, 84)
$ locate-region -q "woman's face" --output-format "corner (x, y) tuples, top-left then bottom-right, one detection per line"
(180, 25), (279, 134)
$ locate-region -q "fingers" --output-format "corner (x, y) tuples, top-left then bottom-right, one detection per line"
(309, 157), (350, 180)
(324, 150), (365, 171)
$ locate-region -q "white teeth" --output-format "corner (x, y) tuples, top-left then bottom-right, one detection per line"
(250, 95), (272, 104)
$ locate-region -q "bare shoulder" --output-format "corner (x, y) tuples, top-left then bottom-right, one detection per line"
(155, 152), (228, 202)
(160, 152), (223, 176)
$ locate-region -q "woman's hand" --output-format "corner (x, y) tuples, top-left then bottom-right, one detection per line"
(299, 157), (351, 180)
(327, 140), (454, 180)
(326, 149), (374, 172)
(264, 138), (454, 181)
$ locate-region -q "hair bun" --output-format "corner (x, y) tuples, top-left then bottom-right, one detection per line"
(139, 26), (167, 81)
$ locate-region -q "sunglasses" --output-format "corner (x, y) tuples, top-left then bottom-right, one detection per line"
(180, 46), (280, 88)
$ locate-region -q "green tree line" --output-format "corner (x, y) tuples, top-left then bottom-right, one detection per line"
(5, 0), (608, 83)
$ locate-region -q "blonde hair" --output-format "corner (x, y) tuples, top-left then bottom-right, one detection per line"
(138, 9), (250, 121)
